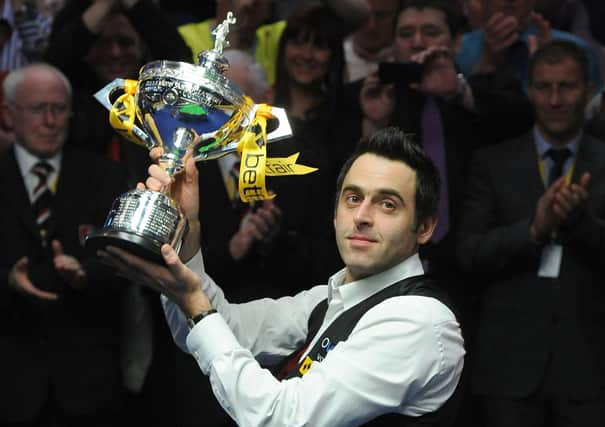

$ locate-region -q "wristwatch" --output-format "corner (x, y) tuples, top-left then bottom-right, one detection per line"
(187, 308), (218, 329)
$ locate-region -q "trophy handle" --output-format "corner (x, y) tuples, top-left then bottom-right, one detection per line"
(190, 106), (293, 162)
(94, 78), (154, 149)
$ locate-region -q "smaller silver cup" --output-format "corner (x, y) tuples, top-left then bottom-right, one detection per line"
(89, 189), (188, 264)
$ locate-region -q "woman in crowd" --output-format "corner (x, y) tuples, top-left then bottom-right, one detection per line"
(267, 3), (350, 285)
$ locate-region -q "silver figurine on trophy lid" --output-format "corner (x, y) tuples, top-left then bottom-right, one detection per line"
(85, 12), (296, 263)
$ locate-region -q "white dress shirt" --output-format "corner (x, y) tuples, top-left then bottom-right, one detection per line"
(162, 251), (464, 427)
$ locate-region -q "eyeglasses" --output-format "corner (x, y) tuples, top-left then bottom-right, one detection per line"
(10, 102), (71, 118)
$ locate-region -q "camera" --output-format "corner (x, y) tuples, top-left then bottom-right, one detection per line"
(378, 62), (425, 84)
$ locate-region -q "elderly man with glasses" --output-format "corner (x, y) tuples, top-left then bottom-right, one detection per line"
(0, 62), (130, 426)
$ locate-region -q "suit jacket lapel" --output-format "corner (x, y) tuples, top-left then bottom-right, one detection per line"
(572, 134), (598, 183)
(45, 149), (79, 237)
(0, 148), (41, 240)
(518, 132), (545, 201)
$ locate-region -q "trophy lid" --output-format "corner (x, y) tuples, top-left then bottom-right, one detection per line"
(137, 11), (248, 113)
(136, 11), (244, 109)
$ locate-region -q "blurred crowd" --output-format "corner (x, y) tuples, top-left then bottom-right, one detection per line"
(1, 0), (604, 426)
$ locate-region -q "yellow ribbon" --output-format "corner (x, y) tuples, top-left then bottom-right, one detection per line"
(265, 153), (318, 176)
(236, 105), (319, 202)
(108, 79), (146, 147)
(237, 104), (273, 202)
(106, 86), (318, 203)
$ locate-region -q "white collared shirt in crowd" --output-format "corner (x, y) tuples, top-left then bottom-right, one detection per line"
(161, 251), (464, 427)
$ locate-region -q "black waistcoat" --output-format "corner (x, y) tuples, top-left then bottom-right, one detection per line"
(275, 275), (465, 427)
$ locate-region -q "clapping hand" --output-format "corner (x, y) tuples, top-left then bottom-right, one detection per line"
(530, 173), (590, 241)
(229, 197), (282, 260)
(8, 257), (59, 301)
(52, 240), (87, 290)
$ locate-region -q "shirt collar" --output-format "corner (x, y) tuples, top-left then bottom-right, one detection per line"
(326, 253), (425, 310)
(14, 143), (62, 179)
(533, 126), (581, 159)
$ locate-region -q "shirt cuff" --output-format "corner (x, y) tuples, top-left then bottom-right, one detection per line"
(186, 312), (240, 375)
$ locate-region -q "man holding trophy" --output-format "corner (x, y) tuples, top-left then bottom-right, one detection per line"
(94, 13), (465, 427)
(101, 126), (465, 426)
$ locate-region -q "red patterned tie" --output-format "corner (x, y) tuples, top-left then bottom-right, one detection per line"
(31, 161), (54, 243)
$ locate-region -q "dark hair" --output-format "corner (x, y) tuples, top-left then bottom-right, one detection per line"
(529, 39), (590, 84)
(398, 0), (461, 37)
(273, 2), (345, 119)
(335, 127), (441, 226)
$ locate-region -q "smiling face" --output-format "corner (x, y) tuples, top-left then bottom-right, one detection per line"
(528, 57), (592, 146)
(283, 34), (332, 87)
(334, 153), (434, 283)
(3, 66), (71, 158)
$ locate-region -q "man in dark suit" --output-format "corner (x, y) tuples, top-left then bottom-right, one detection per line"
(457, 39), (605, 426)
(0, 63), (128, 426)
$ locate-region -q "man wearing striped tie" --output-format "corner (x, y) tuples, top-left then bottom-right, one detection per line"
(0, 63), (129, 426)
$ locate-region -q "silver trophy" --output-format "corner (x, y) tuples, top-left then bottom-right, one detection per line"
(85, 12), (292, 262)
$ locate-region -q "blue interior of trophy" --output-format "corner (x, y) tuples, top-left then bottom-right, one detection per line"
(144, 104), (231, 152)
